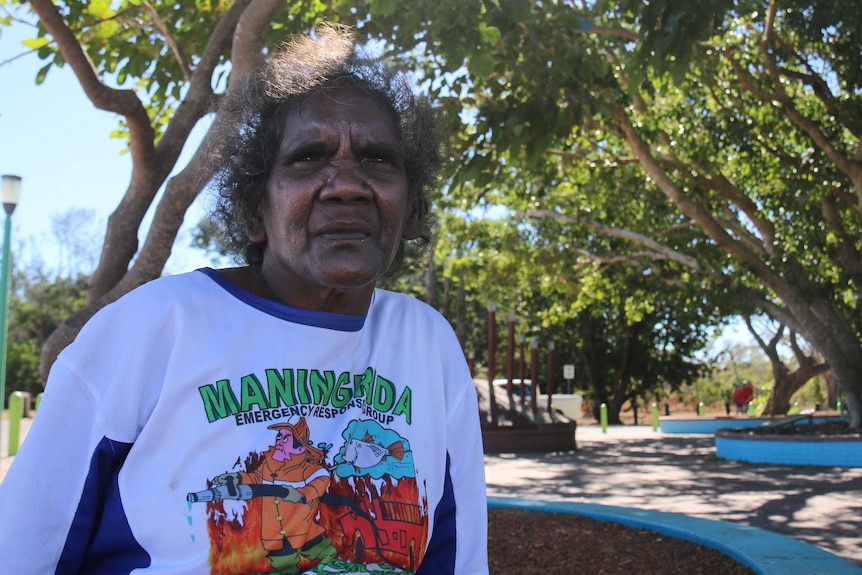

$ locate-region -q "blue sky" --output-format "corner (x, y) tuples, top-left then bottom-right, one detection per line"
(0, 18), (212, 276)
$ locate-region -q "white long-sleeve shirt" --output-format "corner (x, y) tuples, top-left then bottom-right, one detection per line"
(0, 268), (488, 575)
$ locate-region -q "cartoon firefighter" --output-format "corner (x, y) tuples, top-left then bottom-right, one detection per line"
(210, 417), (336, 571)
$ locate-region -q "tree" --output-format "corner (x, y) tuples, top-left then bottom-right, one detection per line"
(2, 206), (99, 403)
(744, 317), (830, 415)
(10, 2), (862, 430)
(429, 206), (715, 424)
(612, 1), (862, 426)
(5, 272), (89, 401)
(355, 0), (862, 427)
(3, 0), (337, 380)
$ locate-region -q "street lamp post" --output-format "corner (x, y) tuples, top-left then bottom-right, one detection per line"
(0, 174), (22, 454)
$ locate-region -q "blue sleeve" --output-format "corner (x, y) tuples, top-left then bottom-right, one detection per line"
(417, 454), (457, 575)
(57, 437), (150, 575)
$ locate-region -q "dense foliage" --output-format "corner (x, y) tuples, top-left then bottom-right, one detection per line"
(2, 0), (859, 425)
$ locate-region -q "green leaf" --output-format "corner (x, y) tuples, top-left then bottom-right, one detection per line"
(93, 20), (118, 40)
(478, 23), (500, 46)
(22, 37), (51, 50)
(35, 62), (51, 84)
(370, 0), (399, 17)
(470, 51), (495, 78)
(86, 0), (113, 17)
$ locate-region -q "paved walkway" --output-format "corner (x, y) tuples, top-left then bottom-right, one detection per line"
(484, 424), (862, 568)
(5, 416), (861, 568)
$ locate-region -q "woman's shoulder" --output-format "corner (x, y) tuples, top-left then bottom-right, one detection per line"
(371, 289), (455, 333)
(372, 288), (439, 315)
(70, 270), (220, 345)
(99, 269), (219, 313)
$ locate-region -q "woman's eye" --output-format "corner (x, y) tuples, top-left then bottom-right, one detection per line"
(361, 153), (401, 168)
(292, 154), (325, 164)
(286, 145), (330, 165)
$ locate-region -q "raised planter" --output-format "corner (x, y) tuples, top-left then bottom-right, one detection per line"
(660, 414), (840, 435)
(488, 496), (862, 575)
(482, 422), (577, 453)
(660, 416), (771, 434)
(715, 429), (862, 467)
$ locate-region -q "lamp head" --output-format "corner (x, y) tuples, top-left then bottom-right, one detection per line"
(1, 175), (22, 216)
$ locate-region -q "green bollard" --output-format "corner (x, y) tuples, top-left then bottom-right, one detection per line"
(837, 400), (844, 420)
(697, 402), (705, 416)
(651, 403), (659, 432)
(747, 401), (756, 416)
(8, 391), (24, 457)
(600, 403), (608, 433)
(36, 392), (43, 411)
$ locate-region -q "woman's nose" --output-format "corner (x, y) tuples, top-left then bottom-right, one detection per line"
(319, 160), (372, 202)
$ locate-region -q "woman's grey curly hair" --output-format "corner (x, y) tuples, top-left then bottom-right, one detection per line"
(207, 24), (441, 267)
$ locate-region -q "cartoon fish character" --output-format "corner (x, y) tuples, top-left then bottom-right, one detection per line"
(343, 434), (405, 470)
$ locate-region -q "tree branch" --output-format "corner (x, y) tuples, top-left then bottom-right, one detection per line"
(115, 0), (283, 290)
(820, 194), (862, 285)
(87, 0), (256, 300)
(526, 209), (704, 272)
(28, 0), (156, 160)
(38, 0), (268, 380)
(142, 1), (192, 80)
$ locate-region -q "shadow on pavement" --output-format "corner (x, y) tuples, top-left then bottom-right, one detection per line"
(484, 430), (862, 567)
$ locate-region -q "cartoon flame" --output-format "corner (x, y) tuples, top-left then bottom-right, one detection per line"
(202, 449), (428, 573)
(206, 497), (270, 575)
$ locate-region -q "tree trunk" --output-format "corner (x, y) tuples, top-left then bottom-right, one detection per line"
(619, 112), (862, 428)
(456, 268), (466, 346)
(34, 0), (283, 382)
(442, 276), (451, 320)
(424, 246), (436, 307)
(823, 370), (838, 409)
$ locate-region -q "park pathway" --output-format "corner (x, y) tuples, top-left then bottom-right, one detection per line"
(484, 424), (862, 568)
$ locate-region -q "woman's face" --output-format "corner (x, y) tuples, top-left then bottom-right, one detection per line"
(255, 87), (419, 314)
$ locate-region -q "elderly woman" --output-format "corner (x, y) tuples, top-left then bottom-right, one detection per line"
(0, 25), (488, 575)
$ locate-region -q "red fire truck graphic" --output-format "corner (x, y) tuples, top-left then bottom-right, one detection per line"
(336, 495), (424, 570)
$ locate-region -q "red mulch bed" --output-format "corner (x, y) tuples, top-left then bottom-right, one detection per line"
(488, 508), (756, 575)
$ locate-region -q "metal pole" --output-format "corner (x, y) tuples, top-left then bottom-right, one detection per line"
(8, 391), (23, 456)
(0, 174), (22, 455)
(530, 337), (538, 415)
(600, 403), (608, 433)
(546, 341), (554, 414)
(517, 334), (526, 407)
(506, 312), (515, 397)
(0, 210), (13, 453)
(487, 302), (498, 425)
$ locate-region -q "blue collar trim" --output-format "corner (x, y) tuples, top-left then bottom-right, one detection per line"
(197, 267), (367, 332)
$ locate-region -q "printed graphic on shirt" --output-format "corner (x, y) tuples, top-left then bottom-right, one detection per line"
(187, 387), (426, 575)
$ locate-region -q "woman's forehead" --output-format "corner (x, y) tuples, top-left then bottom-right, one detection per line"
(282, 87), (400, 138)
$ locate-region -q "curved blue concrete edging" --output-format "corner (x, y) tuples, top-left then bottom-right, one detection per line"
(660, 417), (770, 434)
(488, 496), (862, 575)
(660, 415), (840, 435)
(715, 431), (862, 467)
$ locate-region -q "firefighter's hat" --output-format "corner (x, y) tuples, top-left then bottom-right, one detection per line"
(268, 416), (313, 449)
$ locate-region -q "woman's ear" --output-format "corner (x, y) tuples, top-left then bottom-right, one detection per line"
(401, 197), (424, 240)
(248, 200), (267, 243)
(248, 224), (266, 244)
